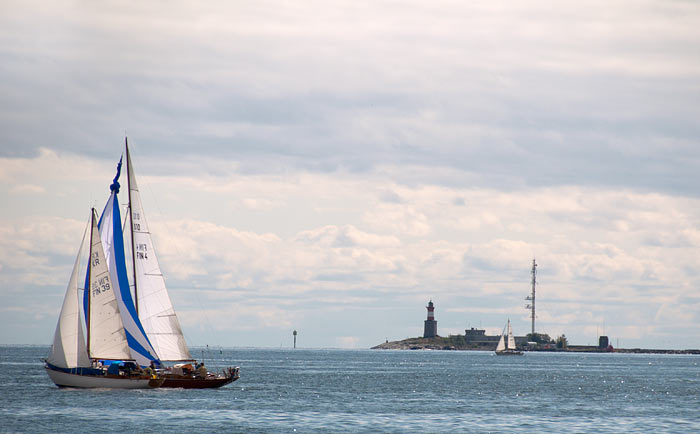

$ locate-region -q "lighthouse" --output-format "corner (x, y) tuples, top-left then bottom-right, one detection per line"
(423, 300), (438, 338)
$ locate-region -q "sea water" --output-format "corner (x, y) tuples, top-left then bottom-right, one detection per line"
(1, 345), (698, 433)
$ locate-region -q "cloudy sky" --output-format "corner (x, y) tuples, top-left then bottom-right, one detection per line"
(1, 0), (699, 350)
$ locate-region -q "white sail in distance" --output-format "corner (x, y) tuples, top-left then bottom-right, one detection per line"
(88, 210), (131, 360)
(127, 145), (192, 361)
(496, 332), (506, 352)
(48, 220), (90, 369)
(507, 320), (516, 350)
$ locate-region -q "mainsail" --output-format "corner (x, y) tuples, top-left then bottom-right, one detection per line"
(126, 144), (192, 361)
(87, 209), (131, 360)
(507, 320), (516, 350)
(48, 221), (90, 369)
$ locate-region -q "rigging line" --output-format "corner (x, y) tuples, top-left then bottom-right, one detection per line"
(128, 139), (222, 350)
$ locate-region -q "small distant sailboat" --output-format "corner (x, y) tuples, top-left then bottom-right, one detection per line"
(44, 209), (164, 388)
(495, 319), (523, 356)
(123, 141), (239, 388)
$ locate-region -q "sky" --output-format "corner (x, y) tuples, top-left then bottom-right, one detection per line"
(1, 0), (699, 350)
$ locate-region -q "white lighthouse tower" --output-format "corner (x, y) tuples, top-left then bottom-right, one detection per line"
(423, 300), (438, 338)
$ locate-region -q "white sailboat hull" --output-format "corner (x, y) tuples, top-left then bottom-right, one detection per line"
(46, 367), (158, 389)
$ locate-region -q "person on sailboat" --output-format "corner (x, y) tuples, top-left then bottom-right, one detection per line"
(197, 363), (208, 378)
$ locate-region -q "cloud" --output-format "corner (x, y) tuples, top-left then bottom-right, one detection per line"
(4, 146), (699, 347)
(9, 184), (45, 194)
(2, 1), (699, 195)
(140, 176), (700, 347)
(295, 225), (401, 248)
(654, 301), (697, 327)
(1, 1), (700, 348)
(0, 216), (86, 287)
(241, 197), (281, 210)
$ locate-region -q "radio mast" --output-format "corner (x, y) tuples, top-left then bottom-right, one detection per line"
(525, 259), (537, 335)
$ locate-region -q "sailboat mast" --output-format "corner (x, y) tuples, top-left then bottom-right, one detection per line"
(126, 138), (139, 316)
(86, 208), (94, 359)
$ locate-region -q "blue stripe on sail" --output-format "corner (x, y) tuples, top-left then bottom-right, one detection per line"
(82, 262), (89, 325)
(108, 193), (161, 363)
(124, 330), (161, 366)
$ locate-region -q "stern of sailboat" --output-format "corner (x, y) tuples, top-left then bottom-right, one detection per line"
(148, 376), (166, 388)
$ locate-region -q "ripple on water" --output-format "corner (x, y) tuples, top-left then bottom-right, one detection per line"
(1, 347), (699, 433)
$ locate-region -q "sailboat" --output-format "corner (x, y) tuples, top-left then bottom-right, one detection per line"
(495, 319), (523, 356)
(123, 141), (239, 388)
(44, 209), (164, 388)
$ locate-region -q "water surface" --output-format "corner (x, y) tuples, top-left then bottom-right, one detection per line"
(1, 346), (698, 432)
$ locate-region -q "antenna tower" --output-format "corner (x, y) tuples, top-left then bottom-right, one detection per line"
(525, 259), (537, 335)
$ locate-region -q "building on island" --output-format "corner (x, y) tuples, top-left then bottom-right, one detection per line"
(464, 327), (499, 346)
(423, 300), (438, 338)
(464, 327), (529, 348)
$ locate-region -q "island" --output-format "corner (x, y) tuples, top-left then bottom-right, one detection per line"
(372, 335), (700, 355)
(377, 299), (700, 355)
